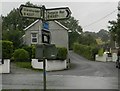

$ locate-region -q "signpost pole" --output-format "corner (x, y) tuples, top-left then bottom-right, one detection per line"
(42, 5), (47, 91)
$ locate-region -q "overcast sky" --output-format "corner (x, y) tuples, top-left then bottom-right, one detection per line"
(1, 0), (120, 32)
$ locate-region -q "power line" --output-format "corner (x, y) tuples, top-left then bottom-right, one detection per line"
(83, 9), (117, 28)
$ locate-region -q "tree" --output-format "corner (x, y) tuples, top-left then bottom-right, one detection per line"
(117, 19), (120, 46)
(58, 17), (83, 49)
(58, 16), (83, 33)
(2, 2), (37, 48)
(78, 34), (97, 46)
(108, 20), (119, 47)
(97, 29), (110, 42)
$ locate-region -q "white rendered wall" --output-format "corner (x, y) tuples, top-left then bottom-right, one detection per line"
(112, 53), (117, 62)
(95, 54), (107, 62)
(31, 59), (67, 71)
(46, 60), (66, 71)
(0, 59), (10, 73)
(95, 53), (117, 62)
(31, 59), (43, 69)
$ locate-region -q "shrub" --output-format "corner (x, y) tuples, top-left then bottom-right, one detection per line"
(31, 45), (35, 58)
(57, 47), (68, 60)
(91, 47), (99, 60)
(0, 40), (13, 59)
(13, 49), (29, 61)
(73, 43), (98, 60)
(98, 48), (104, 56)
(22, 45), (35, 59)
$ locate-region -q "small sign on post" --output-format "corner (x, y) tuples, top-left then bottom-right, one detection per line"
(43, 22), (49, 31)
(42, 30), (51, 44)
(42, 21), (50, 44)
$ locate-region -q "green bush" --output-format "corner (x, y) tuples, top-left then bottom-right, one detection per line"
(98, 48), (104, 56)
(73, 43), (98, 60)
(91, 47), (99, 60)
(22, 45), (35, 59)
(57, 47), (68, 60)
(0, 40), (13, 59)
(31, 45), (35, 58)
(13, 49), (29, 61)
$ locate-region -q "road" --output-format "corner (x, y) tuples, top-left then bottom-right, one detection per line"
(48, 51), (118, 77)
(1, 51), (119, 90)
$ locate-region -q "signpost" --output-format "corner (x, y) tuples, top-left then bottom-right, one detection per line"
(19, 5), (71, 20)
(19, 4), (71, 91)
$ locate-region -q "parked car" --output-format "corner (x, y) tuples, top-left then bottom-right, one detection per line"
(116, 56), (120, 69)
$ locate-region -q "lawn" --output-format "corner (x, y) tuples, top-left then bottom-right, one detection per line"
(15, 61), (32, 69)
(14, 61), (42, 71)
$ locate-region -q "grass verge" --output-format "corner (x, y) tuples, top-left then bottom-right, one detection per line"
(13, 61), (43, 72)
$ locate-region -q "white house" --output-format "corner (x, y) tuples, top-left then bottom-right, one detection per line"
(22, 20), (69, 50)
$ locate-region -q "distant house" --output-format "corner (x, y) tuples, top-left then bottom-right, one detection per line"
(22, 20), (69, 49)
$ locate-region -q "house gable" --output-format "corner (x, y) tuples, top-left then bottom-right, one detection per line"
(23, 19), (69, 49)
(24, 20), (42, 31)
(49, 21), (68, 32)
(24, 20), (69, 32)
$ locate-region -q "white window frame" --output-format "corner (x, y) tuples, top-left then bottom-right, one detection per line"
(31, 33), (38, 44)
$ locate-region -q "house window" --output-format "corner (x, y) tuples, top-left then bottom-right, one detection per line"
(31, 33), (38, 44)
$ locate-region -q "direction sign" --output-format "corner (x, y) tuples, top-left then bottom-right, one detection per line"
(45, 7), (71, 21)
(19, 5), (43, 19)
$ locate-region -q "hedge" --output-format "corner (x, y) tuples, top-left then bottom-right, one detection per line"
(22, 45), (35, 59)
(20, 45), (67, 60)
(57, 47), (68, 60)
(13, 49), (29, 61)
(73, 43), (98, 60)
(0, 40), (13, 59)
(98, 48), (104, 56)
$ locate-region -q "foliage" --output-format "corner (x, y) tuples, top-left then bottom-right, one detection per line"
(117, 19), (120, 46)
(2, 29), (23, 49)
(108, 20), (120, 47)
(78, 34), (97, 46)
(98, 48), (104, 56)
(69, 32), (80, 49)
(14, 62), (32, 69)
(1, 40), (13, 59)
(31, 45), (35, 58)
(2, 2), (36, 49)
(57, 47), (68, 60)
(97, 29), (110, 42)
(69, 32), (97, 50)
(58, 16), (83, 33)
(13, 49), (29, 61)
(58, 17), (83, 50)
(14, 61), (42, 72)
(73, 43), (99, 60)
(22, 45), (35, 59)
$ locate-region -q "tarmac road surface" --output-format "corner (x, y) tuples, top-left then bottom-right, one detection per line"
(1, 51), (119, 90)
